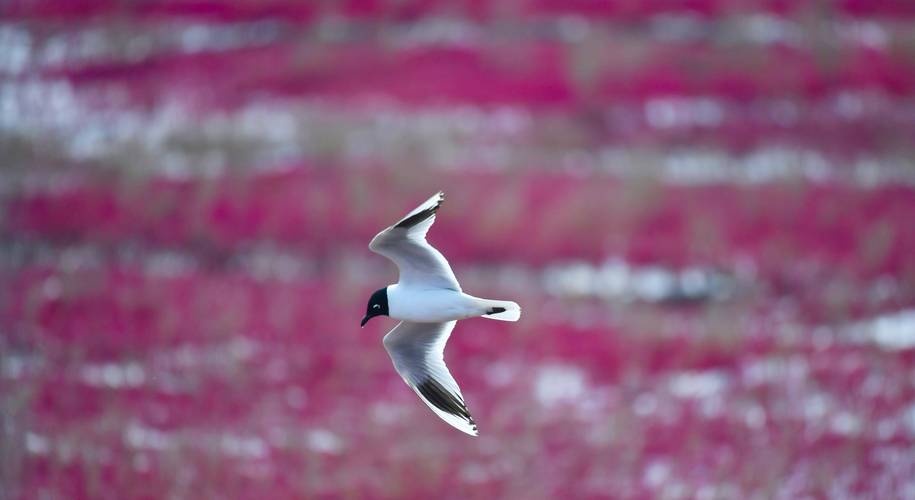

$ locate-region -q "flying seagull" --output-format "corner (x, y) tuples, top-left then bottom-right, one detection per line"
(362, 191), (521, 436)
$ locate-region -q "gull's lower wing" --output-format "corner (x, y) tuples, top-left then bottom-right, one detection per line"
(369, 191), (461, 291)
(383, 321), (478, 436)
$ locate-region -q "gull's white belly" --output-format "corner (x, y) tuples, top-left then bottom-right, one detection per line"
(387, 285), (482, 322)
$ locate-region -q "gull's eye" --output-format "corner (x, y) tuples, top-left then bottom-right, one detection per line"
(373, 304), (381, 310)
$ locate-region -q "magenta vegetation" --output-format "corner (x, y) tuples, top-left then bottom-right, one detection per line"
(2, 2), (915, 499)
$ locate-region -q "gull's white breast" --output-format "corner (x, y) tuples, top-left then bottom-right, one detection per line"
(387, 285), (481, 323)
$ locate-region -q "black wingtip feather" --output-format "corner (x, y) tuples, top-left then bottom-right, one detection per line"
(416, 378), (476, 430)
(394, 192), (444, 229)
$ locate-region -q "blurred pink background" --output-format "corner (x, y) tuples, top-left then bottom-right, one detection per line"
(2, 1), (915, 498)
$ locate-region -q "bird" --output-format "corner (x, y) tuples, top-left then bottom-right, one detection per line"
(362, 191), (521, 436)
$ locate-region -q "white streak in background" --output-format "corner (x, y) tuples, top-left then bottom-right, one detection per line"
(305, 429), (343, 454)
(220, 434), (268, 459)
(544, 259), (737, 303)
(145, 251), (198, 277)
(741, 356), (809, 387)
(651, 14), (706, 42)
(228, 337), (258, 361)
(0, 22), (283, 73)
(0, 15), (902, 77)
(631, 267), (678, 303)
(847, 309), (915, 351)
(237, 246), (314, 282)
(557, 16), (590, 43)
(668, 371), (729, 399)
(741, 14), (803, 45)
(534, 364), (586, 407)
(124, 423), (173, 450)
(124, 424), (280, 459)
(177, 21), (282, 52)
(644, 97), (724, 128)
(394, 17), (482, 47)
(3, 77), (915, 186)
(2, 240), (750, 307)
(1, 353), (43, 379)
(81, 362), (147, 388)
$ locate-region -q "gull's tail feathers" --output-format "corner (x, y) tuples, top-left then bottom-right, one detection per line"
(479, 299), (521, 322)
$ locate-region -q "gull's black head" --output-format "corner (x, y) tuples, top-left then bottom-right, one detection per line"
(361, 287), (389, 327)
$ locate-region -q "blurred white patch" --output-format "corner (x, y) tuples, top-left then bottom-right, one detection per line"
(645, 97), (724, 129)
(803, 394), (831, 421)
(370, 402), (407, 425)
(557, 16), (590, 42)
(543, 263), (594, 298)
(876, 419), (898, 441)
(632, 267), (678, 302)
(228, 337), (257, 361)
(484, 360), (520, 387)
(145, 251), (197, 277)
(240, 247), (311, 282)
(643, 460), (671, 488)
(830, 412), (862, 436)
(42, 276), (63, 299)
(744, 405), (767, 429)
(699, 395), (724, 418)
(742, 356), (809, 387)
(633, 393), (658, 416)
(221, 434), (268, 459)
(844, 20), (888, 49)
(870, 310), (915, 350)
(1, 354), (39, 379)
(460, 462), (491, 484)
(81, 362), (146, 388)
(124, 423), (172, 450)
(743, 14), (795, 45)
(534, 364), (586, 407)
(396, 17), (480, 47)
(25, 432), (50, 455)
(904, 405), (915, 437)
(306, 429), (343, 454)
(668, 371), (728, 399)
(0, 25), (32, 74)
(544, 259), (737, 303)
(849, 309), (915, 351)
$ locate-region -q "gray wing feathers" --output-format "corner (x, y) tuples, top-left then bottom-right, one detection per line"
(383, 321), (478, 436)
(369, 192), (461, 291)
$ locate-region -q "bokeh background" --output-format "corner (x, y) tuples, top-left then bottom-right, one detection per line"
(2, 1), (915, 499)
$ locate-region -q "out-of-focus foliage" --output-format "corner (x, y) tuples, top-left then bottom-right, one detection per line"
(2, 2), (915, 499)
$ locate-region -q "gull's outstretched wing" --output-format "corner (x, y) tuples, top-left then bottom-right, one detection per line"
(369, 191), (461, 291)
(383, 321), (478, 436)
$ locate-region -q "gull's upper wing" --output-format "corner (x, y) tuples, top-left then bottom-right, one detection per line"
(383, 321), (478, 436)
(369, 191), (461, 291)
